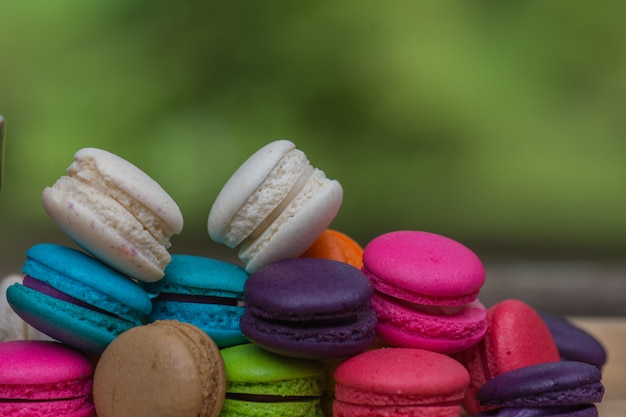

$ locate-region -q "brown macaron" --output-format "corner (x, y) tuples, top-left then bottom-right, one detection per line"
(93, 320), (226, 417)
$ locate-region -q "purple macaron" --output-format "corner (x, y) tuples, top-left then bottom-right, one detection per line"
(477, 361), (604, 411)
(240, 258), (377, 359)
(539, 312), (607, 369)
(475, 404), (599, 417)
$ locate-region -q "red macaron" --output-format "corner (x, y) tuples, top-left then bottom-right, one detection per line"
(453, 299), (561, 416)
(333, 347), (470, 417)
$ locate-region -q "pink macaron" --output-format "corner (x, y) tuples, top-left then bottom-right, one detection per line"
(361, 230), (488, 353)
(0, 340), (95, 417)
(333, 347), (470, 417)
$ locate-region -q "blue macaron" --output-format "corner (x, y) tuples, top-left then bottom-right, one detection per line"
(6, 243), (152, 354)
(141, 254), (249, 348)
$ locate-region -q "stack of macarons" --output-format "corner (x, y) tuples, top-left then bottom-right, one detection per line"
(1, 140), (610, 417)
(6, 147), (184, 354)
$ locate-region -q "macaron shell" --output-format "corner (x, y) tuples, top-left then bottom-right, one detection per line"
(372, 294), (487, 353)
(220, 343), (326, 395)
(208, 140), (297, 246)
(539, 311), (607, 369)
(42, 189), (168, 282)
(477, 361), (604, 407)
(148, 301), (247, 347)
(454, 299), (561, 416)
(301, 229), (364, 269)
(475, 404), (599, 417)
(68, 147), (183, 236)
(220, 399), (322, 417)
(93, 321), (226, 417)
(0, 397), (96, 417)
(23, 243), (153, 321)
(244, 258), (373, 320)
(362, 230), (485, 306)
(333, 348), (469, 415)
(240, 307), (377, 359)
(7, 284), (136, 354)
(0, 340), (93, 399)
(238, 174), (342, 273)
(0, 340), (95, 417)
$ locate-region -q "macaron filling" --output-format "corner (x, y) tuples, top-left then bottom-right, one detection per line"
(221, 148), (311, 247)
(21, 275), (147, 323)
(22, 275), (122, 319)
(154, 292), (245, 307)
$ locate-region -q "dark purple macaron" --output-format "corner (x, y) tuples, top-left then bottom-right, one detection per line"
(539, 311), (607, 369)
(240, 258), (377, 359)
(477, 361), (604, 409)
(475, 404), (598, 417)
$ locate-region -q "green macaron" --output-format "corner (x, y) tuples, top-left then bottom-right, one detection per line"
(219, 343), (326, 417)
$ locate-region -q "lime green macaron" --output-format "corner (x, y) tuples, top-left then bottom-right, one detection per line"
(219, 343), (326, 417)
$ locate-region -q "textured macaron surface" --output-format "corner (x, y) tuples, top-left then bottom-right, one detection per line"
(219, 343), (326, 417)
(362, 230), (485, 306)
(455, 299), (561, 416)
(143, 254), (249, 298)
(241, 258), (376, 358)
(143, 254), (249, 347)
(333, 348), (469, 416)
(475, 404), (599, 417)
(93, 321), (226, 417)
(42, 147), (183, 282)
(221, 343), (326, 396)
(301, 229), (364, 269)
(539, 312), (607, 369)
(22, 243), (152, 320)
(0, 340), (93, 400)
(477, 361), (604, 407)
(244, 258), (372, 321)
(207, 140), (343, 273)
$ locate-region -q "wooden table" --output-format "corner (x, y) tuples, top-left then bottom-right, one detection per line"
(571, 317), (626, 416)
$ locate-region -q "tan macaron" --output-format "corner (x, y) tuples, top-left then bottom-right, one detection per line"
(93, 320), (226, 417)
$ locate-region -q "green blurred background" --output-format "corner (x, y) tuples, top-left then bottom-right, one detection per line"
(1, 1), (625, 313)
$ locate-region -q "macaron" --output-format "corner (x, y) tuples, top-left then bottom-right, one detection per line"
(208, 140), (343, 272)
(0, 340), (95, 417)
(219, 343), (326, 417)
(240, 258), (377, 358)
(301, 228), (364, 269)
(42, 147), (184, 282)
(453, 299), (561, 416)
(361, 230), (488, 353)
(477, 361), (604, 410)
(93, 320), (226, 417)
(142, 254), (249, 348)
(6, 243), (152, 354)
(539, 311), (607, 369)
(475, 404), (599, 417)
(0, 274), (52, 341)
(333, 347), (470, 417)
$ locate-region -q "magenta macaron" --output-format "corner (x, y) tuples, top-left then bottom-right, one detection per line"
(361, 230), (488, 353)
(333, 347), (470, 417)
(0, 340), (95, 417)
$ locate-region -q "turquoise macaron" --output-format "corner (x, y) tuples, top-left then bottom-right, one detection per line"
(6, 243), (152, 355)
(141, 254), (249, 348)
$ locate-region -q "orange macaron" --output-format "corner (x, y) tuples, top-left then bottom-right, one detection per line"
(301, 229), (364, 269)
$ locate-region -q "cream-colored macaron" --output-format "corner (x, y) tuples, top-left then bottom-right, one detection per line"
(208, 140), (343, 273)
(42, 148), (183, 282)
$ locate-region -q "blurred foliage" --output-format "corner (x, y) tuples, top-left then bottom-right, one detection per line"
(1, 0), (626, 270)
